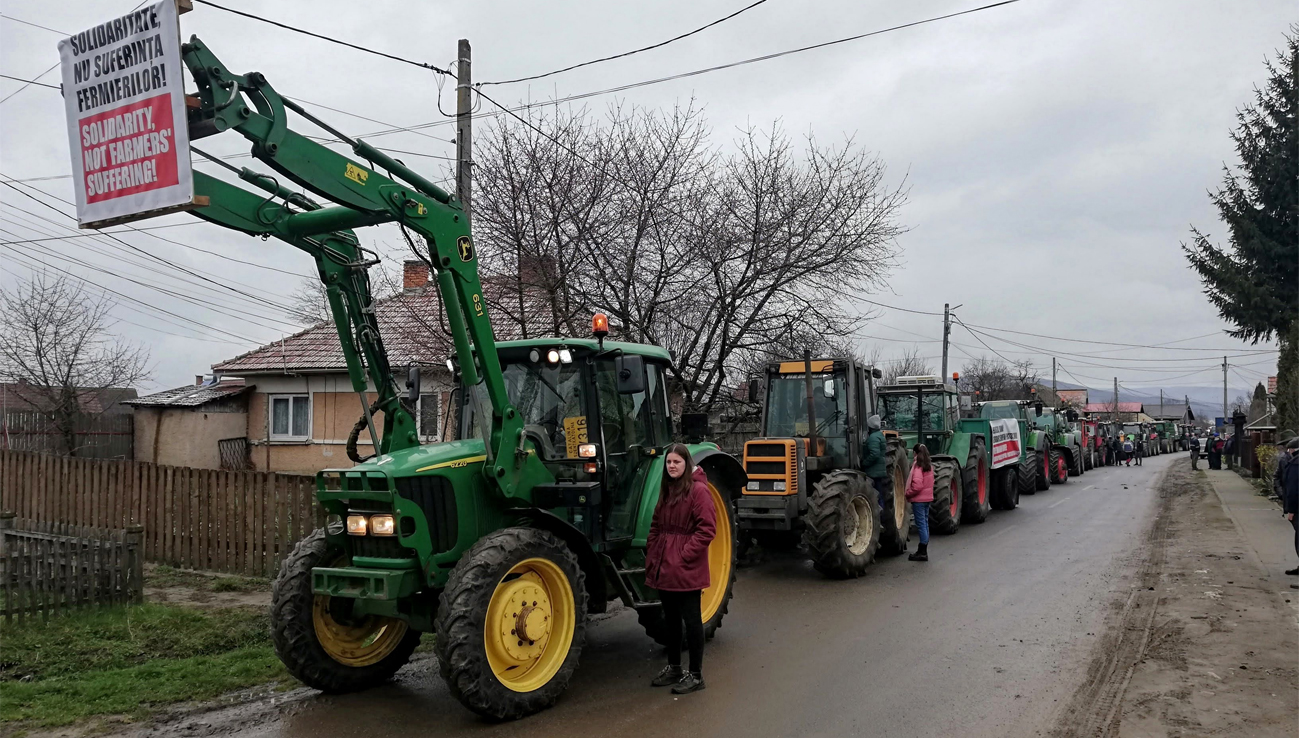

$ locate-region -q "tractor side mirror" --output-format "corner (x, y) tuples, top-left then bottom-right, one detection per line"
(406, 364), (420, 406)
(681, 412), (710, 442)
(871, 367), (883, 379)
(823, 379), (835, 398)
(615, 354), (646, 394)
(747, 378), (761, 403)
(1034, 401), (1044, 417)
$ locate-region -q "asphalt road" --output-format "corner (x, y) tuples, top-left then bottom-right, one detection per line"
(186, 453), (1175, 738)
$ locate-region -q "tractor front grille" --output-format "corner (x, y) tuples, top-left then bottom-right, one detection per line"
(351, 535), (408, 559)
(395, 476), (458, 554)
(746, 443), (787, 458)
(745, 460), (787, 476)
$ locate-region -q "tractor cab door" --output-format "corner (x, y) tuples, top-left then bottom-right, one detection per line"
(594, 357), (673, 542)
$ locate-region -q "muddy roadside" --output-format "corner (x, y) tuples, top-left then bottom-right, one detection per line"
(1052, 462), (1299, 737)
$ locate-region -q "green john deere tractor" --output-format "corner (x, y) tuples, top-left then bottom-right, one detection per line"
(876, 376), (1007, 534)
(173, 40), (743, 720)
(737, 356), (910, 577)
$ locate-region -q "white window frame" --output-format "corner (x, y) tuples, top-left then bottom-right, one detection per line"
(269, 393), (312, 441)
(417, 392), (440, 443)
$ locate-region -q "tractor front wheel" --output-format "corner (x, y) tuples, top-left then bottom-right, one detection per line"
(929, 459), (962, 535)
(1000, 464), (1020, 510)
(435, 528), (588, 721)
(270, 530), (421, 694)
(961, 437), (990, 524)
(877, 439), (912, 556)
(1037, 446), (1053, 491)
(1019, 450), (1039, 496)
(805, 470), (881, 577)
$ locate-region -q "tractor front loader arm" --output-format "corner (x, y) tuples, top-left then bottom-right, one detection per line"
(179, 36), (548, 500)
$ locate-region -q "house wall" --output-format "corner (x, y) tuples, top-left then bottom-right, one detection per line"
(241, 372), (454, 475)
(133, 405), (249, 469)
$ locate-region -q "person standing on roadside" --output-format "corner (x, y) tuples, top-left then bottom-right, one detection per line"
(1189, 434), (1201, 470)
(906, 444), (935, 562)
(1280, 438), (1299, 578)
(1207, 433), (1222, 470)
(861, 415), (892, 530)
(1225, 433), (1237, 470)
(1274, 437), (1295, 500)
(1134, 433), (1145, 466)
(1122, 434), (1134, 466)
(646, 444), (715, 695)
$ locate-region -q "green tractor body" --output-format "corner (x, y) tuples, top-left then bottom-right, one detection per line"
(977, 399), (1062, 492)
(1034, 408), (1087, 478)
(170, 39), (745, 721)
(876, 377), (1014, 534)
(738, 357), (909, 575)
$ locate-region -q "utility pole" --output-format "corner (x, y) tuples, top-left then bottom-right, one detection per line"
(1113, 377), (1119, 423)
(941, 303), (951, 381)
(1051, 357), (1057, 408)
(1159, 388), (1164, 422)
(1222, 356), (1228, 427)
(455, 38), (472, 219)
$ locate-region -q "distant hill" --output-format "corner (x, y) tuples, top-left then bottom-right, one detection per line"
(1050, 383), (1255, 423)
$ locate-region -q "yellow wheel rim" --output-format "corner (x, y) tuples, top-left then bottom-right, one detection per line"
(484, 557), (576, 693)
(312, 595), (409, 667)
(700, 480), (733, 622)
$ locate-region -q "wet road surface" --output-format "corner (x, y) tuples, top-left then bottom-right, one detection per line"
(181, 454), (1175, 738)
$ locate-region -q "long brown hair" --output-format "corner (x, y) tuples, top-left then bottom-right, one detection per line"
(658, 443), (695, 505)
(912, 443), (932, 472)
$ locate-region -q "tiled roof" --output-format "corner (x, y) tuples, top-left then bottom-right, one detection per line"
(1083, 402), (1144, 413)
(213, 286), (455, 374)
(123, 381), (251, 407)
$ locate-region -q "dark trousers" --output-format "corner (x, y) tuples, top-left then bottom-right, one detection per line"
(660, 589), (704, 673)
(1190, 451), (1199, 470)
(1291, 515), (1298, 561)
(1208, 452), (1221, 470)
(871, 475), (892, 516)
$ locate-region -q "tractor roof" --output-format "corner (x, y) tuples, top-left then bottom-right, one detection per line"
(878, 375), (955, 392)
(497, 337), (672, 362)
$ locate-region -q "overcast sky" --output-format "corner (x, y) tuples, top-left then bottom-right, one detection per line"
(0, 0), (1290, 403)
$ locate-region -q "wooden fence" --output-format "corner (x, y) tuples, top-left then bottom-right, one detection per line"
(1, 411), (134, 459)
(0, 513), (143, 623)
(0, 449), (320, 578)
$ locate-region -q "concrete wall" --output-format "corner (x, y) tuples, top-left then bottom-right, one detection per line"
(133, 405), (249, 469)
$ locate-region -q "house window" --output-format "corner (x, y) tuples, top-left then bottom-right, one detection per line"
(270, 394), (310, 440)
(418, 393), (439, 441)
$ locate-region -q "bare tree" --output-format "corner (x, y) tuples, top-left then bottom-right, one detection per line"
(958, 357), (1039, 402)
(0, 272), (151, 456)
(286, 277), (332, 326)
(881, 347), (934, 385)
(474, 103), (907, 413)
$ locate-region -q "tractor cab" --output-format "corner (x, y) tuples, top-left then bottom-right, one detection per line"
(877, 375), (960, 456)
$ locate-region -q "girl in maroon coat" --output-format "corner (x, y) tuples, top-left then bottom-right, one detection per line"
(645, 443), (716, 694)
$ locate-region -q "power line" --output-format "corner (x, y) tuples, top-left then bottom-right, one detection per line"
(0, 221), (201, 244)
(1, 13), (68, 35)
(483, 0), (774, 86)
(955, 318), (1276, 353)
(0, 71), (59, 90)
(190, 0), (450, 75)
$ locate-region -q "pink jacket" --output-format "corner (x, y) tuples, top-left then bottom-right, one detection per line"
(905, 463), (934, 503)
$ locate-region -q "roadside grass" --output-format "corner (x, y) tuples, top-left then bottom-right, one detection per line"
(146, 564), (269, 594)
(0, 603), (288, 728)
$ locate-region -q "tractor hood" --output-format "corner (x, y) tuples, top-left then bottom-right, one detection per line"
(342, 438), (488, 479)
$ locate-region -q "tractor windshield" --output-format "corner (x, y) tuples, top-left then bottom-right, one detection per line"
(765, 374), (849, 464)
(979, 403), (1020, 420)
(880, 391), (947, 433)
(465, 360), (589, 459)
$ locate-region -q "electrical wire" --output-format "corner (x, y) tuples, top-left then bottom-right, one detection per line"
(1, 13), (67, 35)
(0, 70), (59, 91)
(483, 0), (774, 86)
(190, 0), (450, 75)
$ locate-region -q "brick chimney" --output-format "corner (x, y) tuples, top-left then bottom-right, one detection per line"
(403, 260), (429, 291)
(195, 375), (204, 386)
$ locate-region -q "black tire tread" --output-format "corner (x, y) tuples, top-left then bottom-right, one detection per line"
(434, 527), (589, 721)
(270, 529), (421, 694)
(804, 469), (880, 578)
(1019, 449), (1038, 496)
(877, 439), (911, 556)
(960, 437), (990, 524)
(929, 459), (962, 535)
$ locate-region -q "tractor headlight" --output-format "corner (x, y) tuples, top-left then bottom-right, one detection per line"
(773, 481), (786, 491)
(747, 481), (759, 490)
(558, 348), (573, 364)
(346, 515), (368, 536)
(369, 514), (396, 536)
(547, 349), (561, 364)
(578, 443), (597, 458)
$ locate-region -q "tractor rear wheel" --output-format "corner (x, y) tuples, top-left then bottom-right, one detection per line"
(961, 437), (990, 524)
(877, 439), (911, 556)
(1001, 464), (1020, 510)
(1036, 445), (1053, 491)
(639, 470), (738, 644)
(270, 530), (421, 694)
(1069, 448), (1084, 477)
(1050, 448), (1068, 484)
(929, 459), (962, 535)
(435, 527), (588, 721)
(1019, 450), (1039, 496)
(805, 470), (880, 578)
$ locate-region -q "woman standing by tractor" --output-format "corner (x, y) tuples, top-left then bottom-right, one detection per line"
(646, 444), (717, 695)
(906, 445), (935, 562)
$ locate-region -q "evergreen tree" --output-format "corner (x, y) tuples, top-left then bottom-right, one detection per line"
(1184, 27), (1298, 433)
